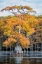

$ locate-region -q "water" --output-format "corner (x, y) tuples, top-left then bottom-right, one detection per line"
(0, 56), (42, 64)
(0, 51), (42, 64)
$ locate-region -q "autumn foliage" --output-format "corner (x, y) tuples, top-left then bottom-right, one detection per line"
(0, 5), (42, 48)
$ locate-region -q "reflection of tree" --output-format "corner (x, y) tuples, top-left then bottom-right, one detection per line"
(14, 57), (23, 64)
(22, 58), (30, 64)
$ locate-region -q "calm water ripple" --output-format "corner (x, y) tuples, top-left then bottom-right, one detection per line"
(0, 56), (42, 64)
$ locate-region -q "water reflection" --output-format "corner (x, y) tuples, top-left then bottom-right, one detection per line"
(0, 56), (42, 64)
(14, 57), (23, 64)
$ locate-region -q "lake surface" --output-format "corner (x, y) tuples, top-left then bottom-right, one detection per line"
(0, 56), (42, 64)
(0, 51), (42, 64)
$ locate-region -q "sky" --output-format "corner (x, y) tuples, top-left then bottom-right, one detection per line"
(0, 0), (42, 16)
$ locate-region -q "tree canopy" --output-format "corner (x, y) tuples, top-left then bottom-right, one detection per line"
(0, 5), (42, 48)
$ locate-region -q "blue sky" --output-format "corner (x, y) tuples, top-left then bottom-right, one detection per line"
(0, 0), (42, 16)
